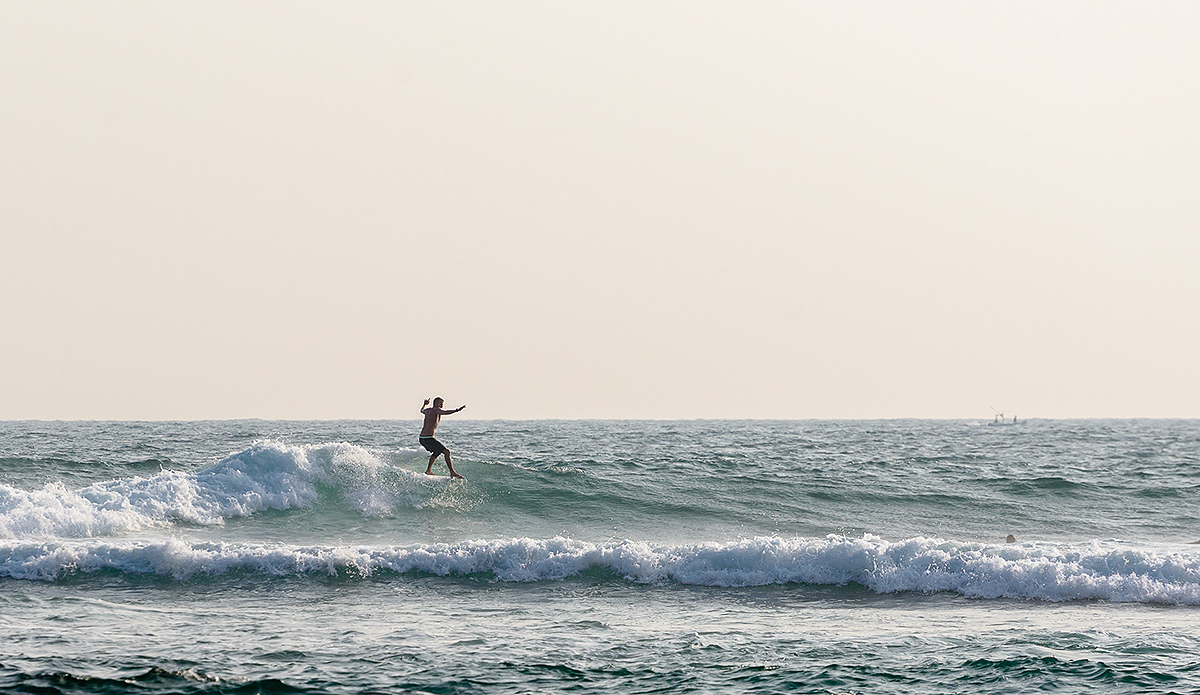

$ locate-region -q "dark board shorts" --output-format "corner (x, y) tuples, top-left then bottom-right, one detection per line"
(419, 436), (447, 456)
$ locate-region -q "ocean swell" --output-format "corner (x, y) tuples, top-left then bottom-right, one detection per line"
(4, 535), (1199, 604)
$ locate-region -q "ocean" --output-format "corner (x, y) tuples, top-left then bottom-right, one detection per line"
(2, 419), (1198, 694)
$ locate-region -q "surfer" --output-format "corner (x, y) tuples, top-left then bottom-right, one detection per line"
(420, 397), (465, 479)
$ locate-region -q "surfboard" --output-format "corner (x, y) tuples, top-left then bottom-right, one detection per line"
(422, 473), (466, 481)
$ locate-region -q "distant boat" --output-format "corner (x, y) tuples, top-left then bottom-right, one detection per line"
(988, 412), (1021, 426)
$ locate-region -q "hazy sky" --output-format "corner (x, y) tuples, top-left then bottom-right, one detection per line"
(2, 1), (1197, 420)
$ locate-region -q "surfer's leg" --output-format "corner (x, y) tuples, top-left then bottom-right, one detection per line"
(445, 450), (464, 479)
(425, 451), (438, 475)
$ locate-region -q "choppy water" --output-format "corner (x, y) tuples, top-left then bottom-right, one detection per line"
(2, 419), (1199, 693)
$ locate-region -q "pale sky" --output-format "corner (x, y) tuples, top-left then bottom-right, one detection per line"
(1, 1), (1197, 420)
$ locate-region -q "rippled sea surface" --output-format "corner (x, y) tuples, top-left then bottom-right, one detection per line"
(2, 419), (1199, 693)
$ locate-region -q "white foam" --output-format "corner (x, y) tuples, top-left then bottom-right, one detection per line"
(4, 535), (1200, 604)
(0, 441), (441, 540)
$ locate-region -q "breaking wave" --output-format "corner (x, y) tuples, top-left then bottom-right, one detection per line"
(4, 534), (1199, 604)
(0, 441), (446, 540)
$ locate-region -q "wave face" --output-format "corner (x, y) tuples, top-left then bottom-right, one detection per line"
(3, 534), (1199, 604)
(5, 420), (1200, 548)
(0, 441), (449, 540)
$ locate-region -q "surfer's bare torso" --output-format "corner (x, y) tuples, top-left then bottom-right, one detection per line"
(420, 407), (446, 437)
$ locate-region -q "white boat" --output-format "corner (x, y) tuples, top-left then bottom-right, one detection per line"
(988, 412), (1021, 426)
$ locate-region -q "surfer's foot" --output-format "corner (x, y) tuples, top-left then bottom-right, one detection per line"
(424, 469), (434, 475)
(450, 472), (465, 480)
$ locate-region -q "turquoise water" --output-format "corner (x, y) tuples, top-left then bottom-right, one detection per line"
(2, 419), (1199, 693)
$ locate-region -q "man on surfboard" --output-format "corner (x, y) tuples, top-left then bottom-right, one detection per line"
(420, 397), (466, 479)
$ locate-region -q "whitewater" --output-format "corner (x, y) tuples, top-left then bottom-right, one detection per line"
(2, 419), (1198, 694)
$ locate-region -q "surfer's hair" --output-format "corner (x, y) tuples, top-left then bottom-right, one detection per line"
(433, 397), (444, 406)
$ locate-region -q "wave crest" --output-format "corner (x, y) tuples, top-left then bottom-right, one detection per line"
(4, 535), (1199, 604)
(0, 441), (444, 540)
